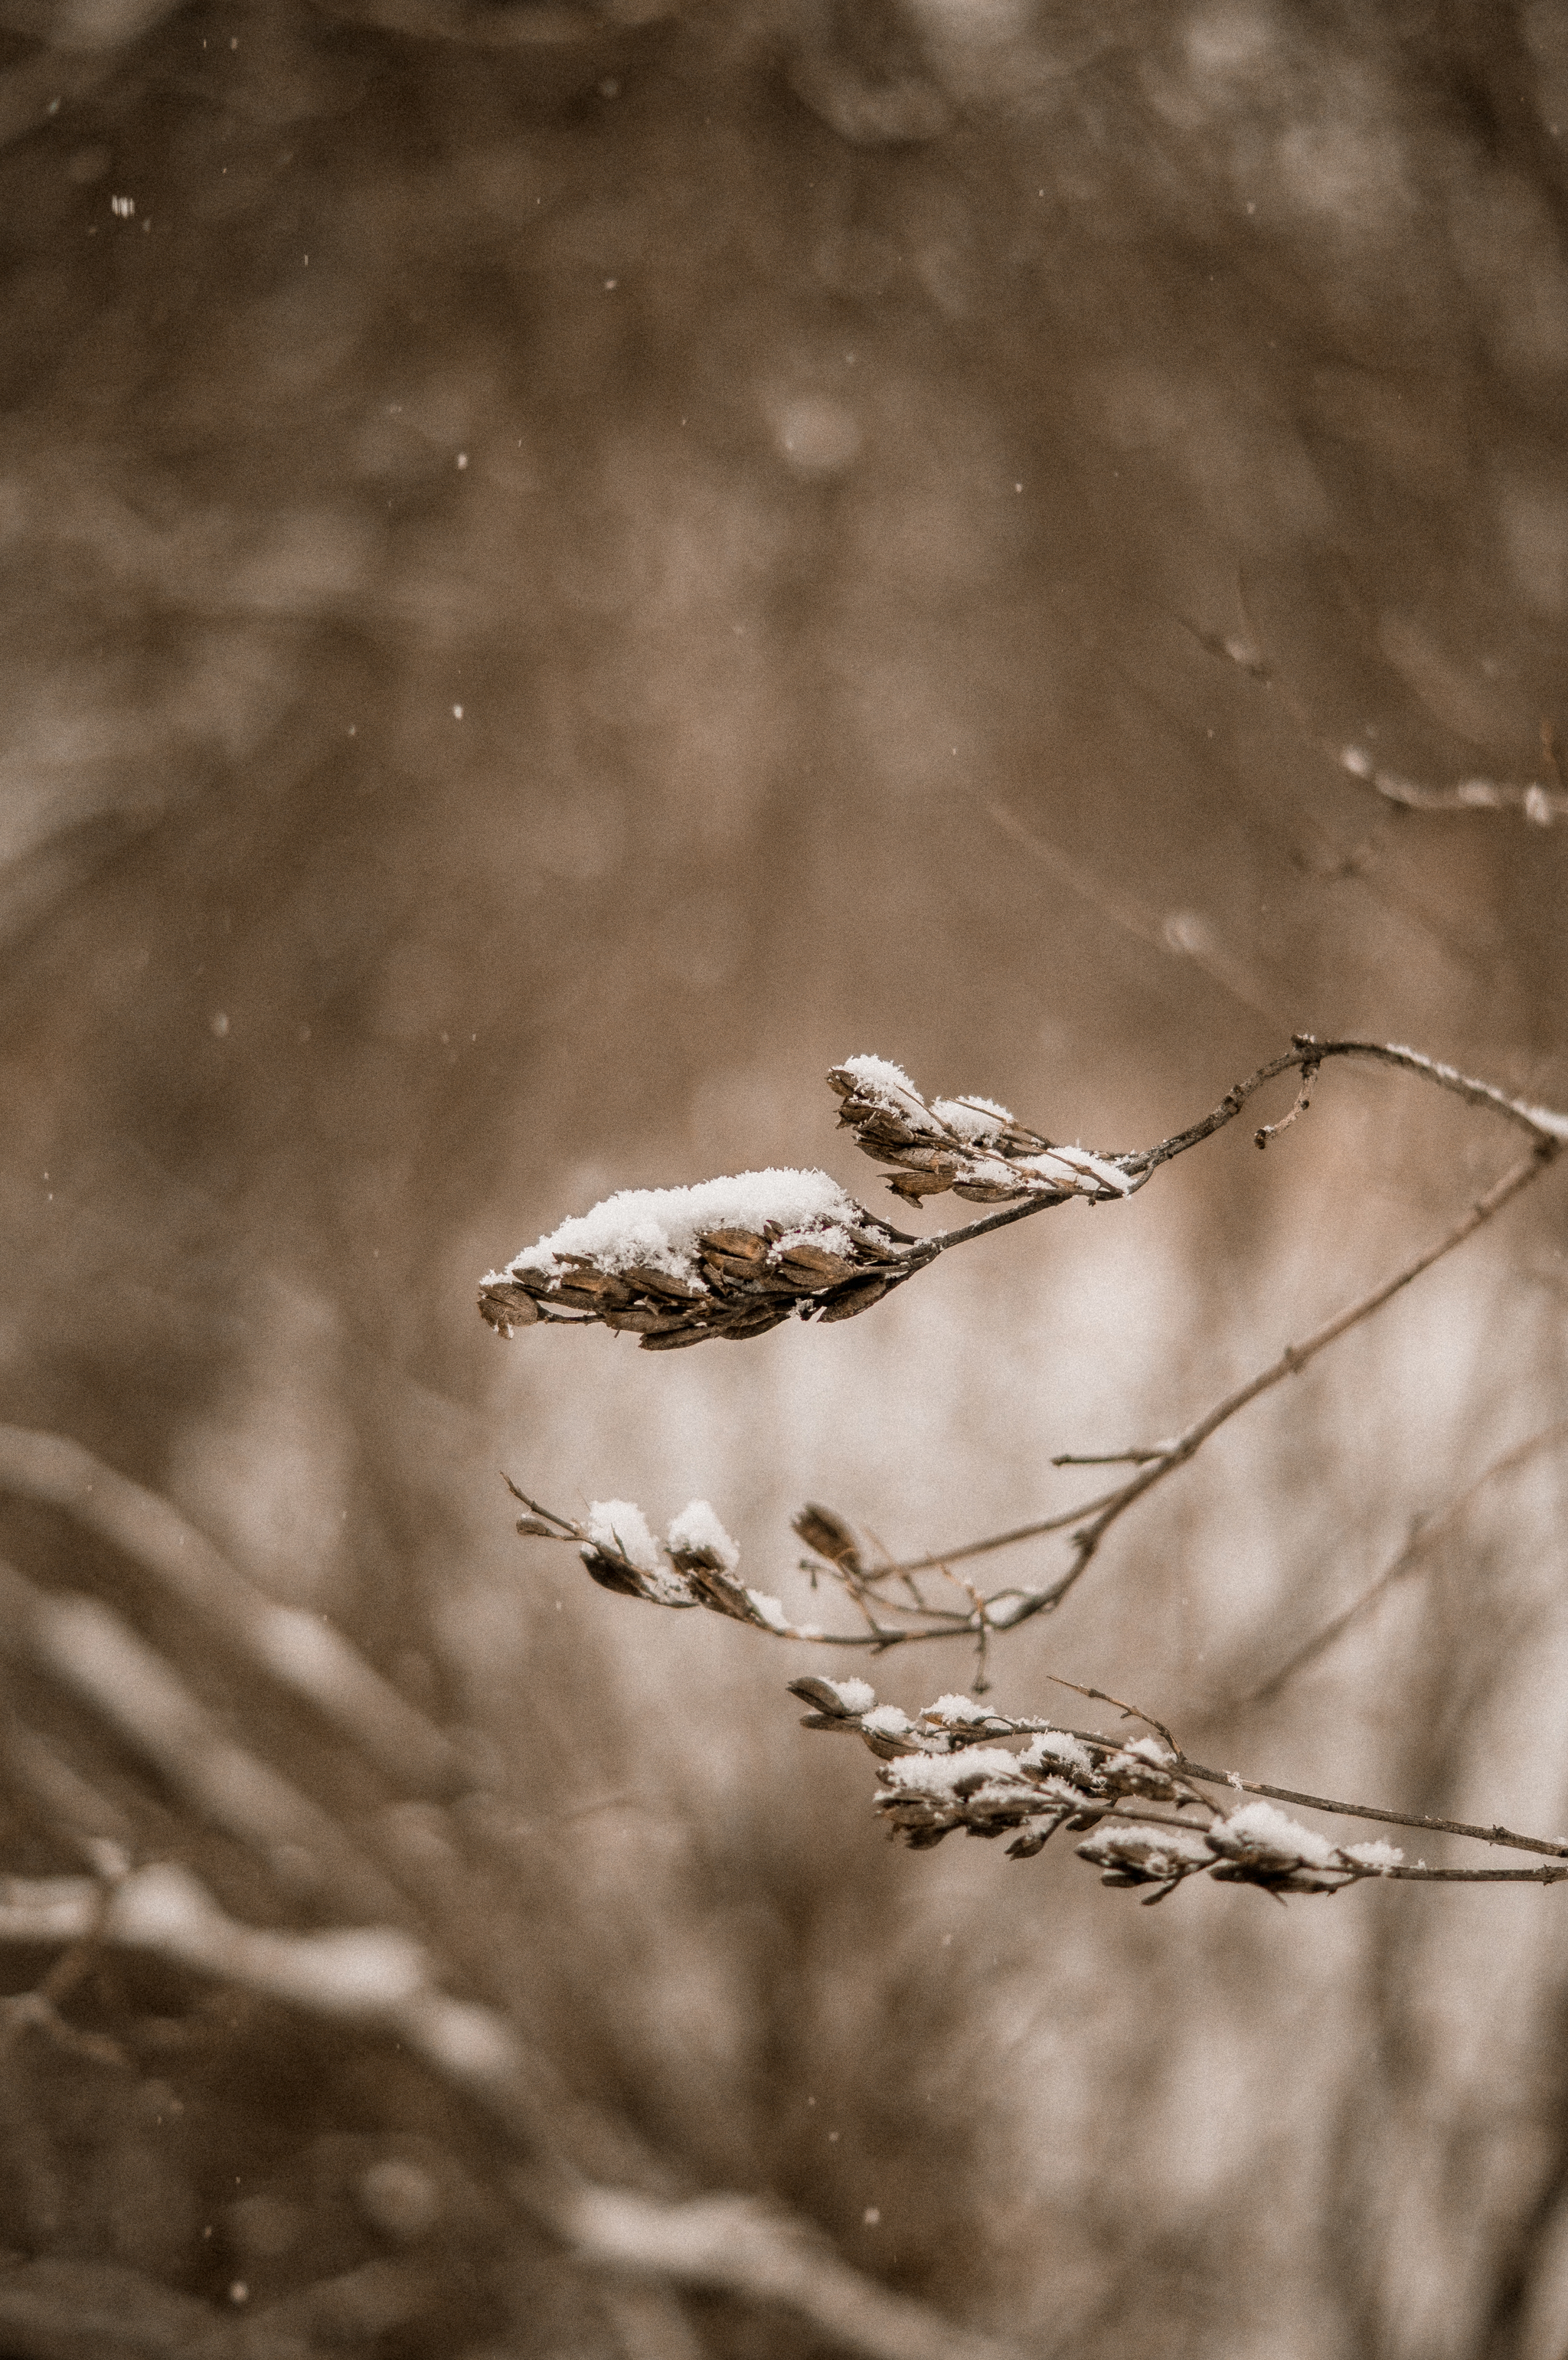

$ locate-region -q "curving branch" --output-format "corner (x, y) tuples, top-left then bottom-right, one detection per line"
(503, 1036), (1566, 1658)
(480, 1036), (1566, 1354)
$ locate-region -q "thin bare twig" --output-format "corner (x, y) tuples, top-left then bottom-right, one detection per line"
(1187, 617), (1568, 826)
(1243, 1417), (1568, 1703)
(867, 1139), (1559, 1625)
(1170, 1759), (1568, 1862)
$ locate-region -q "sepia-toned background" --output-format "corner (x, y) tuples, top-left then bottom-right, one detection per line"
(3, 2), (1568, 2353)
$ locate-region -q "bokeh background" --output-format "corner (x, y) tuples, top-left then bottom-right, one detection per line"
(4, 1), (1568, 2353)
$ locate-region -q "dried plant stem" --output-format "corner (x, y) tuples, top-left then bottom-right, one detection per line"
(1170, 1758), (1568, 1863)
(1244, 1416), (1568, 1703)
(874, 1139), (1560, 1626)
(1191, 617), (1568, 826)
(1377, 1865), (1568, 1884)
(506, 1038), (1566, 1668)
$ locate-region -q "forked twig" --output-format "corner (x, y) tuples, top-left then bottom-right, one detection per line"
(505, 1038), (1566, 1656)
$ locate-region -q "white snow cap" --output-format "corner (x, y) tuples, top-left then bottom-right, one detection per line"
(1019, 1729), (1096, 1781)
(839, 1055), (929, 1113)
(506, 1169), (861, 1284)
(923, 1693), (991, 1727)
(1083, 1822), (1213, 1870)
(666, 1500), (740, 1572)
(1210, 1800), (1337, 1866)
(839, 1059), (1018, 1143)
(861, 1702), (913, 1737)
(929, 1093), (1018, 1141)
(744, 1588), (792, 1633)
(883, 1747), (1024, 1794)
(1014, 1146), (1133, 1197)
(1344, 1839), (1404, 1870)
(585, 1500), (662, 1576)
(823, 1678), (877, 1716)
(1121, 1734), (1177, 1767)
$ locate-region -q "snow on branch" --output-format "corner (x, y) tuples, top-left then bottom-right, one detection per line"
(789, 1680), (1568, 1901)
(479, 1169), (910, 1348)
(825, 1054), (1132, 1206)
(507, 1487), (830, 1639)
(479, 1035), (1567, 1354)
(505, 1038), (1566, 1659)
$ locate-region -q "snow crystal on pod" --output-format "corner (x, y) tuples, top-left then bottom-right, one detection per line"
(1121, 1734), (1177, 1767)
(861, 1703), (913, 1737)
(1344, 1839), (1404, 1869)
(883, 1748), (1023, 1794)
(1209, 1800), (1337, 1865)
(929, 1094), (1018, 1141)
(1015, 1146), (1133, 1198)
(923, 1694), (991, 1728)
(508, 1169), (862, 1284)
(838, 1056), (929, 1116)
(1019, 1730), (1096, 1781)
(667, 1500), (740, 1572)
(822, 1678), (877, 1715)
(744, 1589), (792, 1633)
(1080, 1823), (1214, 1871)
(585, 1501), (662, 1577)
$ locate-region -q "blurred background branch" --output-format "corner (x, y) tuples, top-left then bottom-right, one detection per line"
(3, 0), (1568, 2352)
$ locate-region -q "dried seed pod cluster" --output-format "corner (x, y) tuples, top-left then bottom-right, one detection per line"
(790, 1679), (1404, 1901)
(479, 1169), (910, 1350)
(510, 1491), (827, 1640)
(827, 1054), (1134, 1208)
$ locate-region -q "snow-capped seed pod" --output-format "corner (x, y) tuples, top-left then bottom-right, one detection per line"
(1075, 1822), (1214, 1889)
(788, 1674), (877, 1725)
(481, 1168), (910, 1351)
(827, 1055), (1134, 1210)
(1204, 1802), (1353, 1891)
(665, 1501), (740, 1575)
(1099, 1741), (1185, 1803)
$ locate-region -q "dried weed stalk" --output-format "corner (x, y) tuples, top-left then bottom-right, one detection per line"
(501, 1035), (1568, 1908)
(501, 1035), (1566, 1650)
(789, 1677), (1568, 1901)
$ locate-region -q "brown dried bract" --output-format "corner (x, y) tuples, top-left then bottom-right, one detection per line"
(479, 1214), (909, 1350)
